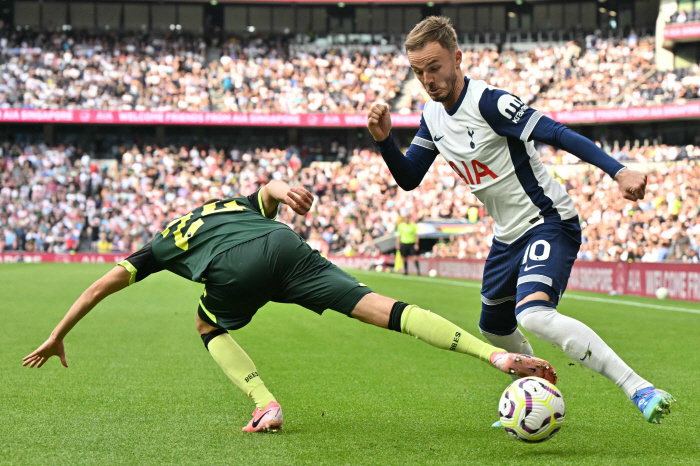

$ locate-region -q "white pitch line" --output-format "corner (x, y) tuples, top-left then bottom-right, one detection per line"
(349, 270), (700, 315)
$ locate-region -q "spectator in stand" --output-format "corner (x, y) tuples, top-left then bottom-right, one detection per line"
(3, 30), (697, 116)
(0, 31), (409, 114)
(2, 138), (699, 263)
(407, 35), (672, 113)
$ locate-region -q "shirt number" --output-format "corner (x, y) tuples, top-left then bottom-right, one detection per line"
(161, 201), (246, 251)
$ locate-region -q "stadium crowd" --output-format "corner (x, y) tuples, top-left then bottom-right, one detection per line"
(0, 31), (408, 113)
(3, 29), (697, 115)
(2, 139), (700, 263)
(403, 35), (677, 112)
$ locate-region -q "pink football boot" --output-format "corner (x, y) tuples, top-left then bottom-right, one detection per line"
(490, 352), (558, 385)
(242, 401), (284, 432)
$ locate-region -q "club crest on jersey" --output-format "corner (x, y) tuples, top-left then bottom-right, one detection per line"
(497, 94), (528, 123)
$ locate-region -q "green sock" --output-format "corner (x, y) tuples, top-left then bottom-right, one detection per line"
(400, 305), (503, 363)
(208, 333), (276, 409)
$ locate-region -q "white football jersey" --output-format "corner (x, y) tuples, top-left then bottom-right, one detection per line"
(414, 78), (577, 244)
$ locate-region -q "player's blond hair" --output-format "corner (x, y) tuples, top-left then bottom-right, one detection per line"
(405, 16), (459, 54)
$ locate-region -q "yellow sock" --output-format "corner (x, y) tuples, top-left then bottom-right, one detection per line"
(208, 333), (276, 409)
(400, 305), (504, 363)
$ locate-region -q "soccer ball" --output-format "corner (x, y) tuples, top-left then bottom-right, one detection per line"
(375, 264), (383, 272)
(428, 269), (437, 277)
(656, 287), (669, 300)
(498, 377), (565, 443)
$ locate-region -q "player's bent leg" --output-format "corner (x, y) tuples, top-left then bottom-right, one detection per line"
(516, 293), (675, 422)
(196, 312), (283, 432)
(196, 311), (220, 335)
(349, 295), (557, 384)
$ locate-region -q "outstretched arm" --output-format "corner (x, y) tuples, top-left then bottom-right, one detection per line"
(22, 266), (131, 368)
(476, 88), (647, 202)
(530, 117), (646, 201)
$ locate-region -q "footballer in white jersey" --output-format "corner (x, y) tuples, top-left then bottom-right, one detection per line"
(367, 16), (675, 423)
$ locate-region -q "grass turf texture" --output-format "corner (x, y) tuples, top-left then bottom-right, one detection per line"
(1, 264), (699, 466)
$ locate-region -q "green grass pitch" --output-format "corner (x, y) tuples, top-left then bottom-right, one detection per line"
(1, 263), (699, 465)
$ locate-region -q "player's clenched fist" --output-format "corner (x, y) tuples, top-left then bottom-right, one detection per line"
(614, 169), (647, 201)
(284, 187), (314, 215)
(367, 102), (392, 142)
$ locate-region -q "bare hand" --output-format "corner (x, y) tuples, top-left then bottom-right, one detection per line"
(414, 243), (420, 251)
(367, 103), (392, 142)
(23, 337), (67, 368)
(615, 169), (647, 201)
(285, 187), (314, 216)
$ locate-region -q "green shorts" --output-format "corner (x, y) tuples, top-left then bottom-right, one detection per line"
(197, 228), (373, 330)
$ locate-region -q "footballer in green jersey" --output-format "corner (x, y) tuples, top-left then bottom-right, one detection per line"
(24, 180), (557, 433)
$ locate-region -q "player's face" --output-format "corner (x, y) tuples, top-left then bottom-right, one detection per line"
(407, 42), (462, 103)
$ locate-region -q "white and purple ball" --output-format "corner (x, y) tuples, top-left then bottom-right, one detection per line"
(498, 377), (565, 443)
(655, 287), (669, 300)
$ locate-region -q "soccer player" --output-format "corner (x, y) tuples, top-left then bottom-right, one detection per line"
(367, 16), (675, 424)
(23, 180), (557, 432)
(396, 213), (421, 275)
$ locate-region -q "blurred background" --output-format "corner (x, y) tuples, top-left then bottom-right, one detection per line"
(1, 0), (699, 265)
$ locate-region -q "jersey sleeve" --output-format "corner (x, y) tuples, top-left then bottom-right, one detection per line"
(118, 241), (165, 285)
(375, 116), (439, 191)
(409, 115), (440, 156)
(246, 188), (278, 220)
(530, 115), (626, 179)
(477, 88), (544, 142)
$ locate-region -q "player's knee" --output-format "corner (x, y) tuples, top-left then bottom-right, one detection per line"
(200, 327), (228, 351)
(196, 312), (219, 336)
(515, 299), (557, 335)
(349, 292), (394, 329)
(516, 291), (552, 309)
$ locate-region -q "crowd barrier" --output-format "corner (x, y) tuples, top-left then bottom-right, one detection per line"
(2, 102), (700, 127)
(0, 252), (129, 264)
(0, 109), (420, 127)
(3, 252), (699, 302)
(326, 255), (700, 302)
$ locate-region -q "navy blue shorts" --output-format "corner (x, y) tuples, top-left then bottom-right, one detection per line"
(479, 218), (582, 336)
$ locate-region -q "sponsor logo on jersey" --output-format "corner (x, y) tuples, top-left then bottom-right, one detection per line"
(449, 160), (498, 185)
(497, 94), (528, 124)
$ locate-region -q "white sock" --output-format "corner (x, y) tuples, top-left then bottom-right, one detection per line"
(520, 309), (653, 398)
(480, 327), (535, 381)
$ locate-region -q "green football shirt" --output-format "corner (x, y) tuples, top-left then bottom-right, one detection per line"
(150, 189), (288, 282)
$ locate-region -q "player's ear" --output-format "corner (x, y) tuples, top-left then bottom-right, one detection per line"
(454, 48), (462, 70)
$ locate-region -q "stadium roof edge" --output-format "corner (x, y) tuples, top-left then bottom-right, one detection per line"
(102, 0), (555, 3)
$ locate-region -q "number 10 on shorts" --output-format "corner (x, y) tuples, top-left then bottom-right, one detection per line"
(522, 240), (551, 265)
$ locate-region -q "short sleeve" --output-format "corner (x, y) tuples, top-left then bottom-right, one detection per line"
(247, 188), (278, 220)
(478, 88), (544, 142)
(118, 241), (164, 285)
